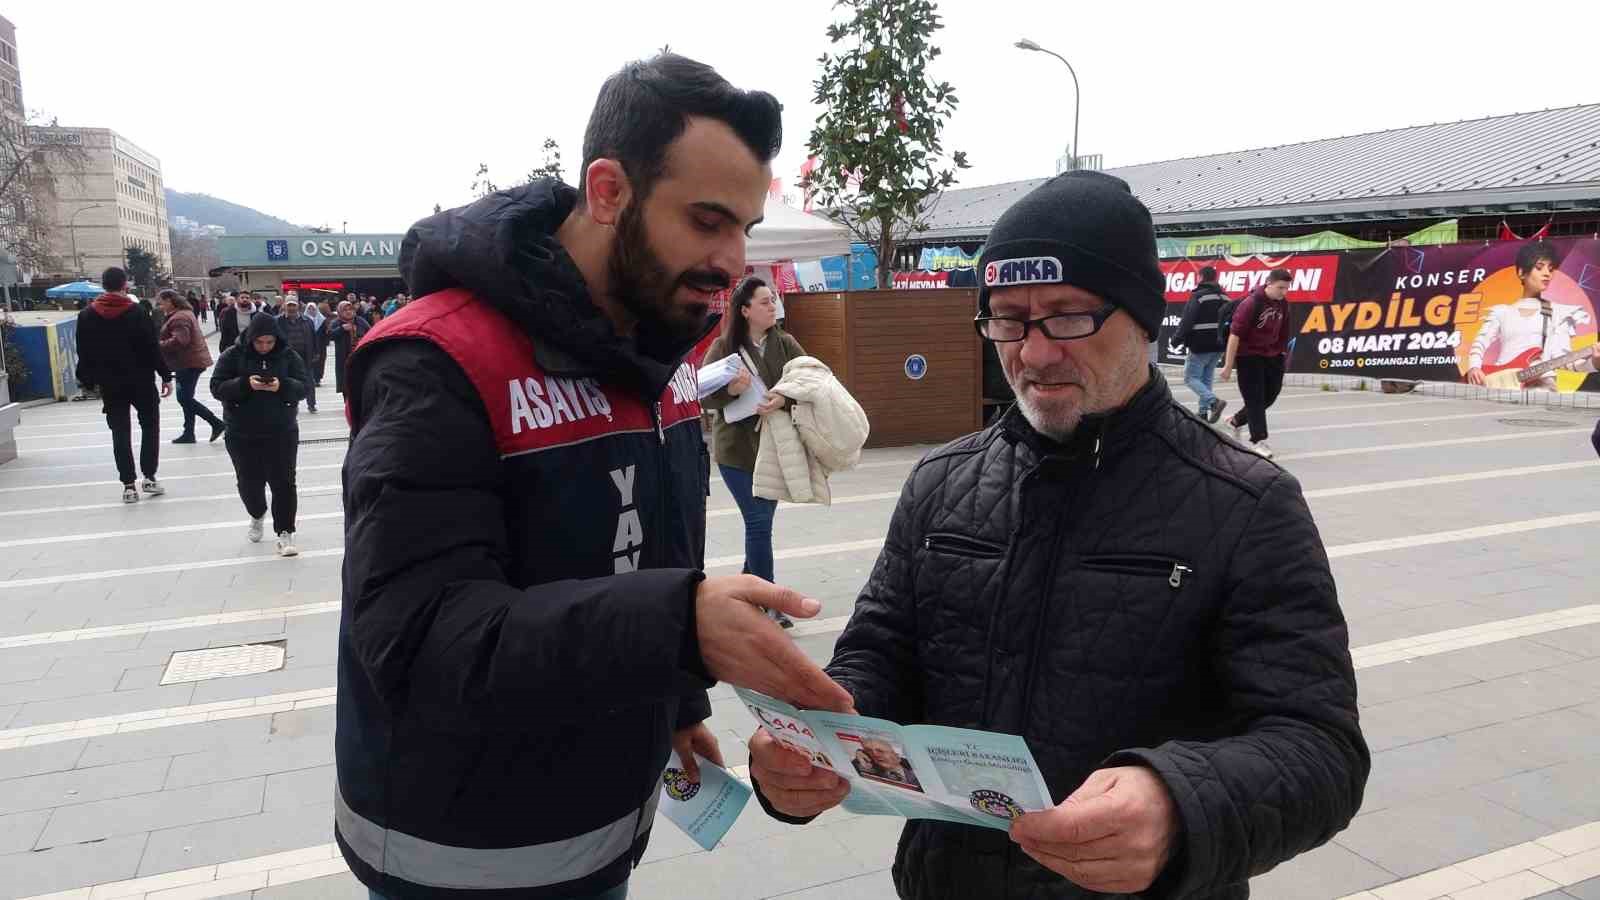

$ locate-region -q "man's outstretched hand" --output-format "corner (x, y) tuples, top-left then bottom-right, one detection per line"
(1010, 766), (1179, 895)
(694, 575), (853, 713)
(748, 729), (850, 818)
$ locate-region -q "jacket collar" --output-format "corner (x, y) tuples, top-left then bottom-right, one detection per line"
(1000, 366), (1171, 466)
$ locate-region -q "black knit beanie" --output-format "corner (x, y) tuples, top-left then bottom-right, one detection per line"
(978, 170), (1165, 339)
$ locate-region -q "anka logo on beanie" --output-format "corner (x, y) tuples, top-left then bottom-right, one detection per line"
(977, 170), (1166, 339)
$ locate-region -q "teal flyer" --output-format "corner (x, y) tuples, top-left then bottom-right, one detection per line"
(658, 752), (751, 851)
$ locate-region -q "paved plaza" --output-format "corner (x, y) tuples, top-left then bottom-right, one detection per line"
(2, 335), (1600, 899)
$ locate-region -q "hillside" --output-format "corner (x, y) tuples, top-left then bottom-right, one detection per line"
(164, 190), (309, 235)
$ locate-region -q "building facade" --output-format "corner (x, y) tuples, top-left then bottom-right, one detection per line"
(32, 126), (172, 281)
(0, 14), (22, 126)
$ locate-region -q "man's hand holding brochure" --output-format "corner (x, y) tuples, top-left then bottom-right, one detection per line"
(739, 687), (1054, 831)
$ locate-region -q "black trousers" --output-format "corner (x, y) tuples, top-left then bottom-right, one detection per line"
(225, 430), (299, 534)
(174, 368), (224, 436)
(102, 381), (160, 485)
(313, 349), (328, 383)
(1229, 355), (1285, 443)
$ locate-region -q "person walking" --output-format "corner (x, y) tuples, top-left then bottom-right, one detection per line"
(210, 313), (309, 556)
(320, 300), (368, 396)
(1219, 267), (1293, 458)
(1173, 265), (1229, 422)
(75, 266), (173, 503)
(276, 295), (320, 414)
(157, 289), (225, 444)
(702, 276), (806, 627)
(218, 293), (253, 350)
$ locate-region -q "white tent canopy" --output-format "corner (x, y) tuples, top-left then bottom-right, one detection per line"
(745, 199), (850, 263)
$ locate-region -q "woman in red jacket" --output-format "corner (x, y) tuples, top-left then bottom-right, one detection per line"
(157, 289), (225, 444)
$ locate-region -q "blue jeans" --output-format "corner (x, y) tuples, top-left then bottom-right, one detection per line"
(372, 885), (626, 900)
(718, 464), (777, 582)
(1183, 351), (1222, 415)
(174, 367), (223, 436)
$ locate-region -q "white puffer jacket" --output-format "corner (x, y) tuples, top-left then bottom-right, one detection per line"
(753, 356), (869, 504)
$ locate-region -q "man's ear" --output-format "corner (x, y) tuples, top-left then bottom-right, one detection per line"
(584, 158), (633, 228)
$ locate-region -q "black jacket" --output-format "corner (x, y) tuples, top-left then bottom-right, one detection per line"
(217, 305), (252, 350)
(765, 374), (1368, 900)
(209, 314), (309, 435)
(319, 314), (369, 393)
(334, 180), (715, 900)
(75, 293), (171, 392)
(1174, 281), (1228, 354)
(276, 313), (318, 365)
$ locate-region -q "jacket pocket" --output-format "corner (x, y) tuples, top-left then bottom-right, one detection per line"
(1080, 553), (1194, 589)
(922, 532), (1007, 559)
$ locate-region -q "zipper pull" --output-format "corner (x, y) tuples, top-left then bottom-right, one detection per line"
(653, 402), (664, 444)
(1169, 564), (1193, 589)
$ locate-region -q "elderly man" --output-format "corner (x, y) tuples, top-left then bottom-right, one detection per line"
(749, 171), (1368, 900)
(276, 295), (320, 413)
(319, 300), (369, 395)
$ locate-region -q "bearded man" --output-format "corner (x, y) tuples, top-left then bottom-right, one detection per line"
(335, 53), (852, 900)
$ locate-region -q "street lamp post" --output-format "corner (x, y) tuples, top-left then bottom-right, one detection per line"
(68, 203), (105, 278)
(1015, 38), (1080, 171)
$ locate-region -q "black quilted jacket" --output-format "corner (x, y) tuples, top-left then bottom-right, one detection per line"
(818, 372), (1368, 899)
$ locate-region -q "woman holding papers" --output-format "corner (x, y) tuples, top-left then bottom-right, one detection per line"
(702, 276), (807, 627)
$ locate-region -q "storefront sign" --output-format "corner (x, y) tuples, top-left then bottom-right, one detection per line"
(218, 234), (404, 268)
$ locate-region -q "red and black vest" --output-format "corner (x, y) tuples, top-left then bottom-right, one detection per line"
(347, 288), (708, 583)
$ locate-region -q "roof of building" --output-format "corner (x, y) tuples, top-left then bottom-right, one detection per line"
(917, 103), (1600, 241)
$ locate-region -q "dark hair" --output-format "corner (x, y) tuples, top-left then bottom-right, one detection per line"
(724, 276), (770, 357)
(158, 288), (189, 311)
(1515, 240), (1561, 277)
(581, 53), (782, 202)
(1267, 268), (1294, 284)
(102, 267), (128, 292)
(1198, 266), (1217, 282)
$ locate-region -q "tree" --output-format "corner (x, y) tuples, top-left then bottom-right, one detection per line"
(524, 137), (565, 185)
(124, 245), (165, 293)
(803, 0), (969, 288)
(472, 137), (566, 199)
(1, 115), (90, 276)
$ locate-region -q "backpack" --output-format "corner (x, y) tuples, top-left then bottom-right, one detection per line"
(1215, 297), (1241, 345)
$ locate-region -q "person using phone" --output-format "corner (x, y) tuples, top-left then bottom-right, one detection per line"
(210, 313), (310, 556)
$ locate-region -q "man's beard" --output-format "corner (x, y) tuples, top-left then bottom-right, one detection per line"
(1006, 337), (1149, 442)
(606, 200), (727, 347)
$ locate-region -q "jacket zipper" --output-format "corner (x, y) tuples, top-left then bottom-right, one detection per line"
(652, 402), (664, 445)
(922, 532), (1007, 559)
(1080, 554), (1194, 589)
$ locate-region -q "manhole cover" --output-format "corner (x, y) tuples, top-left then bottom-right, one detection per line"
(1498, 418), (1579, 429)
(161, 641), (286, 685)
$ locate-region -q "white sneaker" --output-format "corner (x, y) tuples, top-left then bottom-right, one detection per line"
(122, 484), (140, 504)
(276, 532), (299, 557)
(141, 478), (164, 496)
(1250, 441), (1274, 459)
(247, 517), (264, 542)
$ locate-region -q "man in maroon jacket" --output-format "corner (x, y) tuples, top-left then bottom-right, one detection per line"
(1219, 268), (1293, 458)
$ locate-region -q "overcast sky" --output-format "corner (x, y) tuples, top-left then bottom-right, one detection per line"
(13, 0), (1600, 233)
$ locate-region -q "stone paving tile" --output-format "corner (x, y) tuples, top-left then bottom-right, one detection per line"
(1359, 737), (1529, 814)
(0, 667), (125, 706)
(1355, 657), (1483, 708)
(0, 756), (169, 816)
(1246, 840), (1396, 900)
(1471, 753), (1600, 829)
(138, 801), (335, 876)
(77, 715), (274, 769)
(266, 706), (334, 741)
(630, 825), (868, 900)
(1428, 670), (1600, 723)
(1531, 624), (1600, 659)
(0, 831), (147, 899)
(117, 662), (169, 691)
(1443, 709), (1600, 772)
(0, 738), (86, 780)
(0, 808), (49, 854)
(247, 870), (369, 900)
(822, 814), (904, 871)
(0, 655), (52, 685)
(1425, 638), (1584, 683)
(1565, 877), (1600, 900)
(36, 774), (266, 847)
(263, 765), (333, 812)
(164, 734), (333, 790)
(771, 869), (896, 899)
(1335, 790), (1555, 877)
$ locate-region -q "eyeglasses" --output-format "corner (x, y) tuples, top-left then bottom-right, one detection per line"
(974, 303), (1118, 343)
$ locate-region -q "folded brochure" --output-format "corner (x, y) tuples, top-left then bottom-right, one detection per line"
(736, 687), (1054, 831)
(658, 751), (752, 850)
